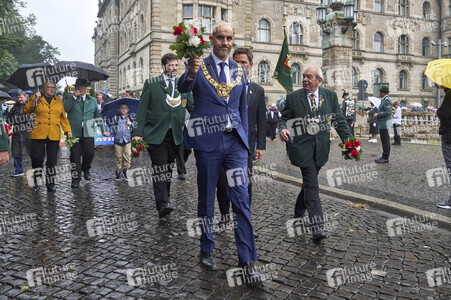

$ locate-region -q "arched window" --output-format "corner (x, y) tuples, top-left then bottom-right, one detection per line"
(399, 70), (408, 89)
(399, 0), (409, 16)
(292, 63), (300, 85)
(352, 29), (359, 50)
(258, 19), (270, 43)
(374, 68), (383, 84)
(289, 22), (303, 45)
(422, 73), (429, 90)
(258, 61), (270, 83)
(422, 37), (430, 57)
(398, 35), (409, 54)
(423, 2), (431, 20)
(374, 32), (383, 53)
(375, 0), (383, 13)
(352, 67), (358, 87)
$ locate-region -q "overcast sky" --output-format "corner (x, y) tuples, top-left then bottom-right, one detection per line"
(21, 0), (98, 63)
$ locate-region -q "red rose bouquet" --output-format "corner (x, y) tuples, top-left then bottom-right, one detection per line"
(339, 137), (362, 161)
(169, 22), (211, 59)
(131, 139), (148, 158)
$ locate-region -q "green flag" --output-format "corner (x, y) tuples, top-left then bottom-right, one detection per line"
(273, 28), (293, 93)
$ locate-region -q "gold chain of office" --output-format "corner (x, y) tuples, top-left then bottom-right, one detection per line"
(200, 60), (242, 99)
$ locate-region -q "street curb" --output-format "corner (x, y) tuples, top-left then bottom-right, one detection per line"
(255, 166), (451, 231)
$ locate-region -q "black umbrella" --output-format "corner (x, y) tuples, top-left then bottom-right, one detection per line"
(53, 61), (109, 82)
(101, 98), (139, 124)
(6, 63), (55, 90)
(0, 91), (11, 100)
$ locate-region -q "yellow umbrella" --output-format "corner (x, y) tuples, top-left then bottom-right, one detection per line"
(424, 59), (451, 89)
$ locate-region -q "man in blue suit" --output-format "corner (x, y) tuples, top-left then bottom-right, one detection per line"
(178, 21), (262, 283)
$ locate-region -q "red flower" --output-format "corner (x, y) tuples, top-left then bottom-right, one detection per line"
(345, 141), (353, 149)
(351, 149), (359, 158)
(173, 26), (184, 36)
(353, 140), (360, 147)
(188, 27), (198, 35)
(200, 37), (205, 44)
(133, 151), (140, 157)
(137, 145), (143, 151)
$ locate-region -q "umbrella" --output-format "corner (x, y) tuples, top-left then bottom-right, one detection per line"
(424, 59), (451, 89)
(53, 61), (109, 82)
(368, 96), (381, 108)
(7, 89), (33, 97)
(410, 102), (423, 107)
(101, 97), (139, 124)
(0, 83), (5, 89)
(6, 63), (54, 90)
(0, 91), (11, 100)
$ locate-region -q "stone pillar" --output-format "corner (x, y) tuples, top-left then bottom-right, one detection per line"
(321, 11), (353, 96)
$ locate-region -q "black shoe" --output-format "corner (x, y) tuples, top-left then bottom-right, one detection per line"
(158, 202), (174, 218)
(47, 185), (56, 193)
(177, 173), (186, 180)
(115, 171), (122, 181)
(392, 142), (401, 146)
(83, 171), (91, 180)
(122, 169), (128, 181)
(312, 225), (327, 242)
(253, 231), (259, 239)
(200, 251), (218, 270)
(71, 180), (80, 188)
(214, 220), (229, 235)
(238, 262), (266, 285)
(374, 158), (389, 163)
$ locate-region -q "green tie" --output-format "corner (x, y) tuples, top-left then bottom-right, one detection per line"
(167, 79), (174, 97)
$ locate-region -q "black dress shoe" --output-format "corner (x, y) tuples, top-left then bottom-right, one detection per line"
(238, 262), (266, 285)
(158, 202), (174, 218)
(200, 251), (218, 270)
(177, 173), (186, 180)
(374, 158), (389, 163)
(47, 185), (56, 193)
(83, 171), (91, 180)
(312, 225), (327, 242)
(253, 231), (259, 239)
(71, 180), (80, 188)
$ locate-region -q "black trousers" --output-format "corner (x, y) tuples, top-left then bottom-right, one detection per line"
(268, 122), (277, 140)
(70, 137), (95, 181)
(30, 139), (60, 187)
(148, 129), (179, 211)
(346, 119), (354, 136)
(380, 129), (391, 159)
(217, 154), (253, 219)
(175, 144), (192, 175)
(393, 124), (401, 144)
(295, 160), (323, 228)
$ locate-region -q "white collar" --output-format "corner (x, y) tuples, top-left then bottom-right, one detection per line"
(163, 73), (175, 82)
(212, 53), (229, 67)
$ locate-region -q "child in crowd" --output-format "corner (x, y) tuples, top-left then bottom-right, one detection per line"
(112, 103), (133, 180)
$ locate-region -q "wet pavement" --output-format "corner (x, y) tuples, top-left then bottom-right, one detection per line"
(0, 145), (450, 299)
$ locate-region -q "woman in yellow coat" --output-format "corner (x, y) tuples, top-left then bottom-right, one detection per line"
(24, 81), (72, 192)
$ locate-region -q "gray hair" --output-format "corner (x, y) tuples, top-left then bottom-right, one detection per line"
(212, 21), (234, 36)
(16, 91), (28, 98)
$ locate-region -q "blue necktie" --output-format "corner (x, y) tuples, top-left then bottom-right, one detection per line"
(219, 62), (227, 84)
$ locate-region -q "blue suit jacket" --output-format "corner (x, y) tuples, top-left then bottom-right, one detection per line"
(178, 55), (249, 152)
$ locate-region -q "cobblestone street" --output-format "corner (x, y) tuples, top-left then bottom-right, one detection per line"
(0, 145), (450, 299)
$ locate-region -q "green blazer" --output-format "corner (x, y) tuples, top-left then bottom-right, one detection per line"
(0, 107), (9, 151)
(376, 95), (393, 129)
(279, 87), (352, 168)
(134, 75), (193, 146)
(63, 94), (106, 138)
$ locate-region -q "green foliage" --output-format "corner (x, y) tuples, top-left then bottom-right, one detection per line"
(0, 49), (19, 78)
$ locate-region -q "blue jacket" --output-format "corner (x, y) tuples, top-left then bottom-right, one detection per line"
(177, 55), (249, 152)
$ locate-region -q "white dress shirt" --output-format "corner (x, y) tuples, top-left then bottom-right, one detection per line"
(163, 73), (175, 98)
(307, 89), (319, 111)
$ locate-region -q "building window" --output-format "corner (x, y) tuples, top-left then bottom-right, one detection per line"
(258, 61), (270, 83)
(422, 37), (430, 57)
(398, 35), (409, 54)
(123, 68), (126, 89)
(289, 22), (303, 45)
(422, 73), (429, 90)
(258, 19), (271, 43)
(399, 70), (407, 89)
(198, 5), (215, 34)
(374, 68), (382, 84)
(399, 0), (409, 17)
(375, 0), (383, 13)
(423, 2), (431, 20)
(449, 2), (451, 17)
(292, 63), (300, 85)
(221, 8), (227, 21)
(183, 5), (193, 26)
(352, 67), (358, 87)
(374, 32), (383, 53)
(352, 29), (359, 50)
(127, 65), (131, 87)
(133, 61), (137, 87)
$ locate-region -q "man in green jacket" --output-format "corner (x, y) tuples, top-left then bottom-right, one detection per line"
(64, 79), (109, 188)
(132, 53), (193, 218)
(279, 65), (352, 242)
(373, 86), (393, 163)
(0, 106), (9, 166)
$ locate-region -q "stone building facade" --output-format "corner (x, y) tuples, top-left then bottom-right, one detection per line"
(93, 0), (446, 107)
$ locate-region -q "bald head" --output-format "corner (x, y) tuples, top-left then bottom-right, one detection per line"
(210, 21), (234, 60)
(302, 65), (323, 93)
